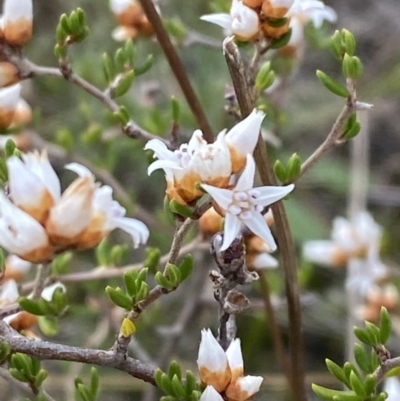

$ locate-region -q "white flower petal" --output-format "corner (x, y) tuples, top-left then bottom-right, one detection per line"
(252, 253), (279, 269)
(197, 329), (228, 373)
(110, 0), (133, 14)
(114, 217), (149, 248)
(221, 213), (242, 251)
(144, 139), (178, 162)
(200, 13), (232, 31)
(384, 377), (400, 401)
(65, 162), (93, 177)
(201, 184), (233, 210)
(235, 375), (264, 397)
(256, 183), (294, 206)
(147, 159), (182, 176)
(0, 84), (20, 110)
(235, 154), (256, 191)
(303, 240), (341, 266)
(41, 282), (66, 302)
(226, 109), (265, 158)
(3, 0), (32, 22)
(6, 255), (31, 274)
(244, 212), (277, 252)
(226, 338), (243, 371)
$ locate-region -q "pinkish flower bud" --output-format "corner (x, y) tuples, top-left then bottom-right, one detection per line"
(2, 0), (33, 46)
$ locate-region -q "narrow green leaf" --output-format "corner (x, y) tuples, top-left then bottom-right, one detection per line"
(379, 307), (392, 344)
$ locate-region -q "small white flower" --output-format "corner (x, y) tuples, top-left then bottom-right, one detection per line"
(65, 163), (149, 249)
(251, 252), (279, 269)
(145, 130), (232, 204)
(41, 282), (66, 302)
(202, 154), (294, 251)
(201, 0), (260, 40)
(2, 0), (33, 46)
(0, 192), (52, 263)
(199, 386), (225, 401)
(197, 329), (231, 392)
(384, 377), (400, 401)
(7, 151), (61, 224)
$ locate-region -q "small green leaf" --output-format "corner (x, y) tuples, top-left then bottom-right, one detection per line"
(265, 17), (288, 28)
(325, 359), (347, 385)
(155, 272), (175, 290)
(171, 96), (180, 123)
(135, 54), (154, 76)
(185, 370), (197, 395)
(168, 360), (182, 381)
(144, 247), (161, 273)
(341, 29), (356, 56)
(90, 367), (99, 398)
(34, 369), (48, 388)
(270, 28), (292, 49)
(286, 153), (302, 182)
(316, 70), (349, 97)
(274, 160), (287, 183)
(354, 343), (372, 373)
(179, 254), (194, 282)
(379, 307), (392, 344)
(19, 297), (46, 316)
(364, 374), (377, 396)
(312, 384), (359, 401)
(102, 53), (115, 83)
(165, 263), (181, 286)
(171, 374), (186, 398)
(354, 327), (376, 346)
(349, 371), (366, 398)
(105, 286), (132, 310)
(169, 199), (193, 218)
(111, 70), (135, 98)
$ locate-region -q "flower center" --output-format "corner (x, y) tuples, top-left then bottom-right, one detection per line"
(227, 189), (263, 219)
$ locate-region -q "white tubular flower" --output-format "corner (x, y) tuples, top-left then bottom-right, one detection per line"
(64, 163), (149, 249)
(202, 154), (294, 251)
(287, 0), (337, 28)
(197, 329), (231, 392)
(226, 339), (244, 381)
(0, 84), (20, 129)
(225, 109), (265, 173)
(225, 375), (264, 401)
(41, 282), (66, 302)
(0, 279), (19, 304)
(384, 377), (400, 401)
(7, 151), (61, 224)
(201, 0), (260, 41)
(199, 386), (225, 401)
(145, 130), (232, 205)
(45, 168), (96, 246)
(0, 192), (52, 263)
(2, 0), (33, 46)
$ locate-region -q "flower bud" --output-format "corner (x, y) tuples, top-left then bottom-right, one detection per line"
(4, 255), (31, 281)
(226, 339), (244, 382)
(197, 329), (231, 392)
(0, 62), (20, 88)
(0, 84), (20, 129)
(3, 0), (33, 46)
(225, 375), (263, 401)
(199, 386), (225, 401)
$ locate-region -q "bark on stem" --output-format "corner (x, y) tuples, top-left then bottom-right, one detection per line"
(223, 37), (306, 401)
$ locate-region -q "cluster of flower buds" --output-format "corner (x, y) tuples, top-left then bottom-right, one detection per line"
(0, 0), (33, 89)
(109, 0), (154, 41)
(0, 151), (149, 263)
(201, 0), (336, 44)
(146, 109), (294, 251)
(197, 329), (263, 401)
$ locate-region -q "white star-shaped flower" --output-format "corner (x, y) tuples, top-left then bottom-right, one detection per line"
(202, 154), (294, 251)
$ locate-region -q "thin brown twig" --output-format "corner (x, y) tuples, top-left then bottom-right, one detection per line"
(374, 356), (400, 384)
(139, 0), (214, 143)
(0, 320), (156, 385)
(223, 37), (306, 401)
